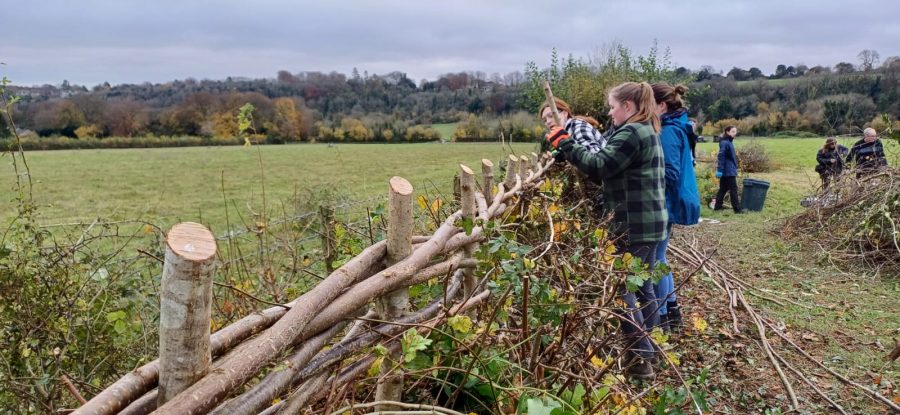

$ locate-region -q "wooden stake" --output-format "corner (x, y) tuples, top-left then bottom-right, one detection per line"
(319, 206), (336, 273)
(504, 155), (519, 189)
(158, 222), (217, 406)
(519, 155), (531, 182)
(458, 165), (478, 298)
(375, 176), (414, 409)
(542, 80), (562, 127)
(481, 159), (494, 202)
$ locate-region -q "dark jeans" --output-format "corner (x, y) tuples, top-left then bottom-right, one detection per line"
(714, 176), (742, 212)
(616, 242), (659, 360)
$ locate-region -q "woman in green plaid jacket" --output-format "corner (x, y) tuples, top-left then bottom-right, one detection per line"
(546, 81), (667, 380)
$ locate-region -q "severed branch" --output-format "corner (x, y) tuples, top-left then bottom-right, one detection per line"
(764, 320), (900, 413)
(61, 375), (87, 405)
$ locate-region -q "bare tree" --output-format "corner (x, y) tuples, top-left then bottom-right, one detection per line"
(881, 56), (900, 70)
(857, 49), (880, 71)
(503, 71), (524, 87)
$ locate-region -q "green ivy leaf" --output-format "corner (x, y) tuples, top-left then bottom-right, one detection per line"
(400, 329), (432, 363)
(625, 274), (646, 293)
(526, 397), (562, 415)
(367, 355), (384, 377)
(457, 217), (475, 235)
(448, 315), (473, 334)
(333, 223), (346, 242)
(105, 310), (125, 322)
(560, 383), (586, 408)
(475, 382), (499, 400)
(373, 344), (389, 356)
(369, 202), (385, 219)
(113, 319), (127, 334)
(651, 262), (671, 284)
(591, 386), (610, 405)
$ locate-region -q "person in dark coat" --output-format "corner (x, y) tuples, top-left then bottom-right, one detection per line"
(714, 126), (743, 213)
(650, 82), (701, 332)
(685, 118), (699, 163)
(815, 137), (848, 190)
(846, 128), (888, 177)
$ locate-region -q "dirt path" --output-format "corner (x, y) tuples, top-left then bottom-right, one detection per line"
(664, 219), (899, 414)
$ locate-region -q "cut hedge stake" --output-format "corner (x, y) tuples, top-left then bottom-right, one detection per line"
(158, 222), (217, 406)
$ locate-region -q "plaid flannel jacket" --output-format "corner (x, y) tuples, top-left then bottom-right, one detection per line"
(566, 118), (606, 153)
(557, 121), (668, 244)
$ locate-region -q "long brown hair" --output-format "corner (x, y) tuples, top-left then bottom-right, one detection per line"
(540, 97), (601, 128)
(609, 82), (660, 132)
(651, 82), (688, 112)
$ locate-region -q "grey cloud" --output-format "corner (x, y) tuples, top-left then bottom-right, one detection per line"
(2, 0), (897, 86)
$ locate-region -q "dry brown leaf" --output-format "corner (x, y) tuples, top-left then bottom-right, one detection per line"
(887, 340), (900, 362)
(801, 333), (821, 342)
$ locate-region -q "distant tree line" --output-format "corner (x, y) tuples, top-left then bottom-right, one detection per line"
(687, 52), (900, 136)
(3, 46), (898, 145)
(518, 46), (899, 137)
(3, 69), (523, 143)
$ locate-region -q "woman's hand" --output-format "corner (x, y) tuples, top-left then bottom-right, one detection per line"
(545, 127), (570, 149)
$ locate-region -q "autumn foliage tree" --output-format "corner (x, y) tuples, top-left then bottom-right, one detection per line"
(266, 98), (305, 142)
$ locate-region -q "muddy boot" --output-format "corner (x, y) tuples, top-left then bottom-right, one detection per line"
(625, 356), (656, 381)
(667, 301), (683, 331)
(625, 353), (656, 380)
(658, 313), (670, 333)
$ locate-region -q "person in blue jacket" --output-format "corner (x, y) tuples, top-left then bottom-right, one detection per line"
(651, 83), (700, 331)
(714, 126), (743, 213)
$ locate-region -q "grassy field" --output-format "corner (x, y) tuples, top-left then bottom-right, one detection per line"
(430, 122), (458, 141)
(1, 142), (536, 232)
(4, 137), (895, 230)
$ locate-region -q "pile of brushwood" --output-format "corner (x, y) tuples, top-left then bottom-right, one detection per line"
(783, 166), (900, 275)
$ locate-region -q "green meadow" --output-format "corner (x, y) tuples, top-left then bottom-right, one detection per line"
(1, 142), (537, 232)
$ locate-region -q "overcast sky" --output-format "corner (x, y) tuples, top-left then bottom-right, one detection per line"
(2, 0), (898, 87)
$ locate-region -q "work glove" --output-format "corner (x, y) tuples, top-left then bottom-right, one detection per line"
(715, 171), (723, 178)
(545, 127), (570, 149)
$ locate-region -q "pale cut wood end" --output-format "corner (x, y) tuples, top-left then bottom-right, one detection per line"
(481, 158), (494, 167)
(459, 164), (474, 175)
(389, 176), (413, 196)
(167, 222), (216, 262)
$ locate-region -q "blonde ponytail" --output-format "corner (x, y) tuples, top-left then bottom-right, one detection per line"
(610, 81), (660, 132)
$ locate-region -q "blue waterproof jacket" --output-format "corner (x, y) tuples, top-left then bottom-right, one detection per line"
(660, 110), (700, 225)
(717, 137), (738, 177)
